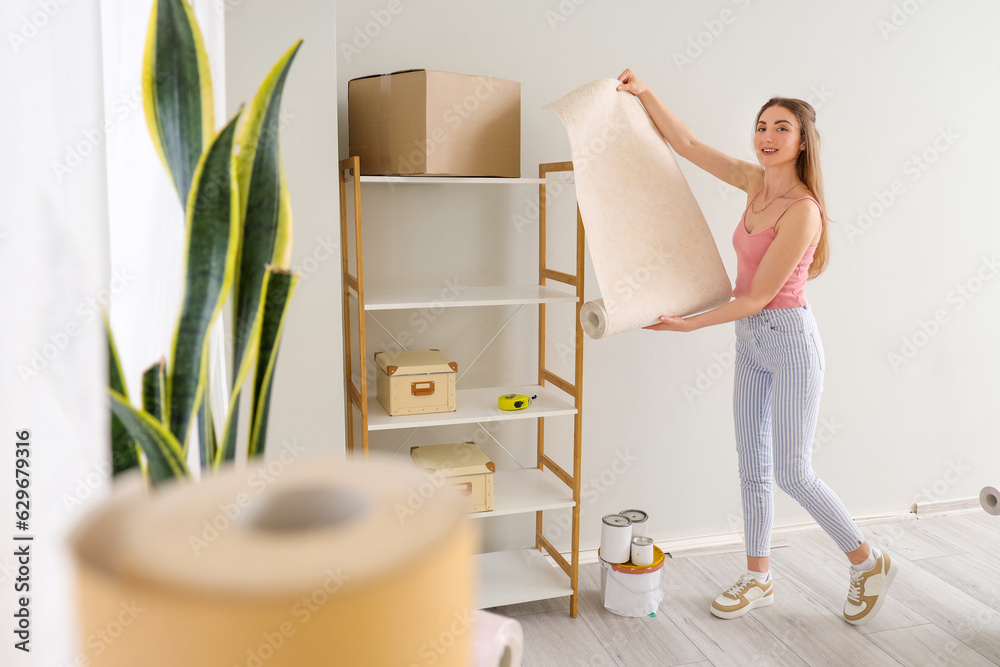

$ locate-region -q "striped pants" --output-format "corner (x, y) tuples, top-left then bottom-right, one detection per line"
(734, 306), (865, 556)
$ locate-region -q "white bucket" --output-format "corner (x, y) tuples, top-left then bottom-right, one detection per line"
(599, 546), (665, 617)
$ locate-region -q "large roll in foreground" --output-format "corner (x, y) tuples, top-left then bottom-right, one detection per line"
(545, 79), (732, 338)
(71, 455), (475, 667)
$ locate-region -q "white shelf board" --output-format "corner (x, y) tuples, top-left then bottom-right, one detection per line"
(364, 285), (577, 311)
(367, 385), (575, 431)
(352, 175), (574, 185)
(476, 549), (573, 609)
(470, 468), (574, 519)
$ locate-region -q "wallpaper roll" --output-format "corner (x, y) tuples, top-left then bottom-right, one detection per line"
(981, 486), (1000, 516)
(545, 79), (732, 338)
(70, 456), (475, 667)
(472, 610), (523, 667)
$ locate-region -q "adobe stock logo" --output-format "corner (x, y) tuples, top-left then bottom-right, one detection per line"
(7, 0), (70, 53)
(887, 255), (1000, 371)
(877, 0), (931, 40)
(544, 0), (588, 31)
(18, 269), (134, 384)
(681, 342), (735, 403)
(672, 0), (753, 72)
(842, 126), (959, 243)
(338, 0), (407, 64)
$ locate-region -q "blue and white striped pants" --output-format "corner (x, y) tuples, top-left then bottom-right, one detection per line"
(734, 306), (865, 556)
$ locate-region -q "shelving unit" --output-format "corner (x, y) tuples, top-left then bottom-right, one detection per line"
(338, 157), (585, 616)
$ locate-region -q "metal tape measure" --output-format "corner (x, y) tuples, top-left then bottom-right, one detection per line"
(498, 393), (536, 410)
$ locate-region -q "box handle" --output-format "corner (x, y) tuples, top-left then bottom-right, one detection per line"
(411, 380), (435, 396)
(454, 482), (472, 496)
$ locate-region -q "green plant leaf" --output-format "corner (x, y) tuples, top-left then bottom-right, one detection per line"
(248, 268), (298, 458)
(231, 40), (302, 386)
(142, 0), (215, 207)
(142, 359), (167, 423)
(198, 397), (216, 470)
(110, 390), (189, 484)
(215, 270), (271, 465)
(166, 109), (242, 450)
(106, 317), (140, 476)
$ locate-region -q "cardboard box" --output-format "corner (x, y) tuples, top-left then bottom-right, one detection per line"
(410, 442), (494, 513)
(374, 348), (457, 416)
(348, 69), (520, 177)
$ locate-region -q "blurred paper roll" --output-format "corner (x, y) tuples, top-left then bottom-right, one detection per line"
(71, 455), (476, 667)
(472, 610), (523, 667)
(981, 486), (1000, 516)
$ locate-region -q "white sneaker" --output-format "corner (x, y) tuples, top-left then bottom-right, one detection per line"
(711, 573), (774, 619)
(844, 550), (897, 625)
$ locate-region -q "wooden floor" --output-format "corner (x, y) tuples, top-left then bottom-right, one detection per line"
(490, 511), (1000, 666)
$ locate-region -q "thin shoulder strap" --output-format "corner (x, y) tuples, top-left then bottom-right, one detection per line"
(775, 196), (823, 226)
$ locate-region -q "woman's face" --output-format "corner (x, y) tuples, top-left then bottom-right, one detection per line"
(754, 105), (803, 167)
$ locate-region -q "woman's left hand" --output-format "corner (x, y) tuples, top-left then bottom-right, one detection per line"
(642, 315), (694, 332)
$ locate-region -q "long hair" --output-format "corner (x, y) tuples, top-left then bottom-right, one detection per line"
(755, 97), (828, 279)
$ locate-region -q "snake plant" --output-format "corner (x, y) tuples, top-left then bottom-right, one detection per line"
(108, 0), (302, 484)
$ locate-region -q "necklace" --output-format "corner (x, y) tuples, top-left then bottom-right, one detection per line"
(750, 184), (797, 215)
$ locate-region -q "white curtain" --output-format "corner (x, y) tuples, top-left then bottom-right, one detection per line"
(1, 1), (111, 664)
(0, 1), (226, 662)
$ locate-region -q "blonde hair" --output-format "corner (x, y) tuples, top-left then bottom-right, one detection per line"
(755, 97), (828, 279)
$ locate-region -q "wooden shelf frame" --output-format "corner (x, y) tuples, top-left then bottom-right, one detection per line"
(537, 160), (585, 618)
(337, 158), (585, 617)
(339, 156), (369, 456)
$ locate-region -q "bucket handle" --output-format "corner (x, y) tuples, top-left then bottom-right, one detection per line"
(606, 570), (661, 596)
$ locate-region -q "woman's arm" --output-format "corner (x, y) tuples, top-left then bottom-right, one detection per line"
(644, 201), (822, 332)
(617, 69), (760, 193)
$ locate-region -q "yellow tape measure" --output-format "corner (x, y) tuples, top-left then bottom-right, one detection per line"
(498, 393), (536, 410)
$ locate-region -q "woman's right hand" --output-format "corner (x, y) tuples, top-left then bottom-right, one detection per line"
(617, 69), (647, 97)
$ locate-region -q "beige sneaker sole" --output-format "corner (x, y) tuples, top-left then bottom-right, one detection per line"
(711, 590), (774, 619)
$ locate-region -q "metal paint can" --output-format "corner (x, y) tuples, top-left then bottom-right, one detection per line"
(600, 514), (632, 564)
(619, 509), (648, 541)
(631, 536), (654, 567)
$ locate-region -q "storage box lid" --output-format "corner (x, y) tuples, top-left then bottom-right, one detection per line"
(348, 68), (427, 82)
(375, 349), (457, 376)
(410, 442), (495, 476)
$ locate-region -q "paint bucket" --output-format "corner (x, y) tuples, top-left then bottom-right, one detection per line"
(599, 545), (665, 617)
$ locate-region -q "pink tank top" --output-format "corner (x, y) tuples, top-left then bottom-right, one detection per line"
(732, 193), (822, 310)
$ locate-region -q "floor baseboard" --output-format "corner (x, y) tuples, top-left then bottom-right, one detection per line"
(557, 504), (981, 568)
(911, 496), (980, 516)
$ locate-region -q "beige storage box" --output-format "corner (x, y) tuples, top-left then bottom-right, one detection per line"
(348, 69), (520, 177)
(375, 349), (457, 416)
(411, 442), (494, 513)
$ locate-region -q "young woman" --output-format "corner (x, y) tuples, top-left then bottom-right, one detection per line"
(616, 69), (897, 625)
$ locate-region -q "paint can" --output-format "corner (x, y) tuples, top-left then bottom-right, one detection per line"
(600, 514), (632, 564)
(619, 509), (647, 541)
(631, 536), (654, 567)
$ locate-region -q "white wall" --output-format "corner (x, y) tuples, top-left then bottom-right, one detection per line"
(333, 0), (1000, 555)
(226, 0), (344, 463)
